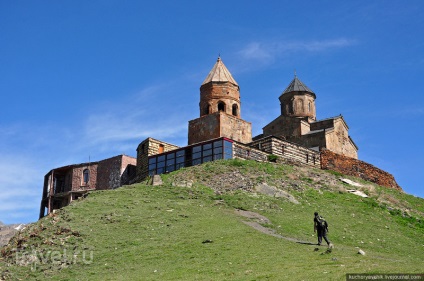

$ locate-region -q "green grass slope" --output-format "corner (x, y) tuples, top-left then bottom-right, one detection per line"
(1, 159), (423, 280)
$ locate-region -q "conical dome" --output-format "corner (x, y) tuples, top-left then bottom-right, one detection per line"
(281, 76), (315, 98)
(201, 57), (238, 86)
(279, 75), (316, 120)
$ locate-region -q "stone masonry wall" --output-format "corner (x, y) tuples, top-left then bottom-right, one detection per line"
(120, 155), (137, 185)
(249, 136), (321, 168)
(325, 119), (358, 159)
(320, 149), (401, 190)
(188, 114), (221, 145)
(220, 113), (252, 144)
(71, 164), (98, 191)
(188, 112), (252, 145)
(233, 142), (268, 162)
(263, 115), (304, 138)
(136, 138), (179, 181)
(97, 155), (136, 190)
(199, 82), (240, 117)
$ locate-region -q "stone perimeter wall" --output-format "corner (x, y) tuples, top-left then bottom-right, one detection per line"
(249, 136), (321, 168)
(320, 149), (401, 190)
(233, 142), (268, 162)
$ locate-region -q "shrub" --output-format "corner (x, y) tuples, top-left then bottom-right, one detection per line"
(267, 154), (278, 162)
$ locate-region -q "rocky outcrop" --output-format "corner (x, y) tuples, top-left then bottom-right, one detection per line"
(0, 222), (25, 247)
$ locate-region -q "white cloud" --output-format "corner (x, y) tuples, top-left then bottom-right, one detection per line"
(0, 156), (44, 223)
(238, 42), (274, 61)
(238, 38), (356, 62)
(79, 84), (191, 153)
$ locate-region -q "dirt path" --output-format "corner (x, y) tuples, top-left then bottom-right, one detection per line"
(235, 209), (316, 245)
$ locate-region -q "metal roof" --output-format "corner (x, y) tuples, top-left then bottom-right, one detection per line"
(201, 57), (238, 86)
(281, 76), (314, 96)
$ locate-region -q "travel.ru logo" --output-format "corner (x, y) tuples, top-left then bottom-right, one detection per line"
(14, 246), (94, 271)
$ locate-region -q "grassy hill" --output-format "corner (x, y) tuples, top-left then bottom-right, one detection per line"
(1, 159), (423, 280)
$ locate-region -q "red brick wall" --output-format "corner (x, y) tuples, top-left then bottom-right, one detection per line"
(97, 155), (137, 190)
(71, 164), (98, 191)
(320, 149), (401, 190)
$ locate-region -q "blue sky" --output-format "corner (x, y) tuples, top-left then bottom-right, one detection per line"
(1, 1), (423, 224)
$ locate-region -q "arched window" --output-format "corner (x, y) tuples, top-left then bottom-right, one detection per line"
(232, 104), (238, 116)
(288, 102), (294, 114)
(83, 169), (89, 185)
(217, 101), (225, 112)
(297, 99), (304, 113)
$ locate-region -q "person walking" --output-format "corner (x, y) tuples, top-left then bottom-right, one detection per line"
(314, 212), (332, 247)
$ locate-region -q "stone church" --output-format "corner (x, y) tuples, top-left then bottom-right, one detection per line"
(188, 56), (358, 158)
(39, 57), (400, 219)
(259, 74), (358, 159)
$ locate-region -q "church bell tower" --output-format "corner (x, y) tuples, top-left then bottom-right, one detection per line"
(279, 75), (316, 121)
(188, 57), (252, 145)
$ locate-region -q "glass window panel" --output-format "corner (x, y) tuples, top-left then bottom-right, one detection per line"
(157, 161), (165, 168)
(176, 163), (185, 169)
(157, 155), (165, 162)
(176, 150), (185, 157)
(157, 167), (164, 174)
(224, 146), (232, 155)
(148, 157), (156, 164)
(193, 152), (201, 159)
(149, 164), (156, 170)
(166, 159), (175, 166)
(224, 141), (233, 159)
(203, 149), (212, 156)
(176, 156), (185, 164)
(166, 165), (175, 172)
(203, 155), (212, 163)
(203, 143), (212, 150)
(214, 147), (222, 154)
(192, 159), (201, 166)
(224, 140), (232, 147)
(214, 154), (223, 160)
(213, 140), (223, 148)
(167, 153), (175, 159)
(192, 146), (202, 153)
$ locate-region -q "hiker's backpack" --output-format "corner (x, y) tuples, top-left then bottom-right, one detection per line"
(317, 216), (328, 229)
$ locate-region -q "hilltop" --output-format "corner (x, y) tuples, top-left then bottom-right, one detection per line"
(1, 159), (423, 280)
